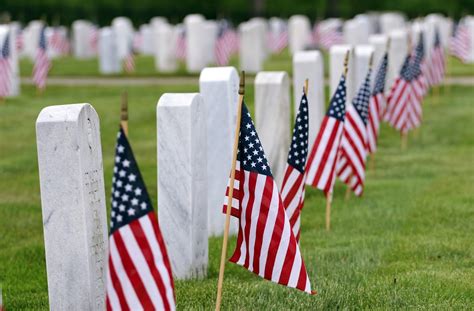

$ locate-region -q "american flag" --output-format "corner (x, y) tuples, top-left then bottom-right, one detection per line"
(267, 29), (288, 54)
(409, 35), (427, 129)
(336, 68), (372, 196)
(49, 28), (70, 56)
(281, 90), (309, 242)
(0, 33), (11, 98)
(175, 29), (186, 61)
(313, 23), (343, 50)
(33, 27), (51, 91)
(428, 28), (446, 86)
(367, 53), (389, 154)
(90, 26), (99, 54)
(124, 43), (136, 73)
(223, 103), (314, 294)
(16, 30), (23, 53)
(449, 22), (470, 63)
(106, 127), (176, 310)
(385, 55), (412, 132)
(305, 75), (347, 193)
(215, 25), (234, 66)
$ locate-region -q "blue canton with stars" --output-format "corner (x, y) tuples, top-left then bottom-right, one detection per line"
(400, 54), (413, 82)
(1, 33), (10, 58)
(411, 33), (425, 80)
(110, 127), (154, 234)
(434, 27), (441, 47)
(352, 69), (372, 125)
(287, 91), (309, 174)
(327, 75), (347, 121)
(372, 53), (388, 95)
(39, 27), (47, 50)
(237, 102), (272, 176)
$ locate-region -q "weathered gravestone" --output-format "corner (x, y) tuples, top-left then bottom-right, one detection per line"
(254, 72), (291, 185)
(98, 27), (121, 75)
(292, 50), (325, 150)
(157, 93), (208, 279)
(239, 21), (264, 73)
(36, 104), (108, 310)
(199, 67), (239, 237)
(330, 45), (355, 106)
(288, 15), (311, 54)
(154, 23), (178, 72)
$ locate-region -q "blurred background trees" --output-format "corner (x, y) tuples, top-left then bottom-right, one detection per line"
(1, 0), (472, 26)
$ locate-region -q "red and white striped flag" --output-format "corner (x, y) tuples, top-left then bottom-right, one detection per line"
(336, 69), (372, 196)
(367, 53), (388, 154)
(281, 91), (309, 242)
(124, 43), (136, 74)
(314, 23), (343, 50)
(33, 27), (51, 91)
(49, 28), (70, 56)
(267, 30), (288, 54)
(175, 29), (186, 60)
(90, 26), (99, 54)
(449, 22), (470, 63)
(408, 35), (427, 130)
(428, 28), (446, 86)
(16, 30), (23, 53)
(305, 75), (347, 193)
(223, 103), (314, 294)
(215, 27), (234, 66)
(0, 33), (12, 98)
(106, 127), (175, 310)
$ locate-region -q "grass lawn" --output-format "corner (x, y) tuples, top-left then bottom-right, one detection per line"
(0, 83), (473, 309)
(19, 51), (473, 78)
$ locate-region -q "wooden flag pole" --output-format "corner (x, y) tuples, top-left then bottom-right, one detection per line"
(121, 92), (129, 137)
(304, 78), (309, 95)
(215, 71), (245, 311)
(325, 191), (332, 231)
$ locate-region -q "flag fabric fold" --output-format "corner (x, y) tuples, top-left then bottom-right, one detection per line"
(281, 90), (309, 242)
(336, 68), (372, 196)
(305, 75), (347, 194)
(223, 103), (314, 294)
(106, 127), (176, 311)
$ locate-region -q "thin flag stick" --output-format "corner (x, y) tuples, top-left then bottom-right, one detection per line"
(304, 78), (309, 95)
(121, 91), (129, 137)
(215, 71), (245, 311)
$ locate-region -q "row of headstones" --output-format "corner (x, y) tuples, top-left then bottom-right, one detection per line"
(35, 42), (389, 307)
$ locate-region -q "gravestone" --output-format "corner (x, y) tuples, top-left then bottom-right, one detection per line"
(150, 17), (168, 57)
(154, 23), (178, 72)
(203, 21), (218, 65)
(23, 20), (43, 60)
(72, 20), (96, 59)
(139, 24), (154, 55)
(98, 27), (121, 75)
(36, 104), (108, 310)
(254, 72), (291, 185)
(184, 15), (207, 73)
(157, 93), (208, 279)
(199, 67), (239, 236)
(249, 18), (269, 60)
(239, 22), (263, 73)
(330, 45), (355, 106)
(112, 17), (134, 60)
(380, 13), (405, 35)
(369, 34), (389, 88)
(343, 19), (369, 45)
(288, 15), (311, 54)
(387, 30), (408, 91)
(292, 51), (325, 150)
(466, 17), (474, 63)
(354, 45), (375, 91)
(0, 24), (20, 97)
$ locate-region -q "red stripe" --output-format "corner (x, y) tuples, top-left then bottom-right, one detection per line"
(149, 213), (175, 295)
(106, 296), (111, 311)
(113, 230), (154, 309)
(278, 234), (297, 286)
(129, 216), (171, 310)
(264, 195), (286, 280)
(243, 173), (257, 269)
(310, 118), (340, 187)
(108, 252), (129, 309)
(252, 176), (274, 275)
(282, 169), (303, 210)
(229, 226), (244, 263)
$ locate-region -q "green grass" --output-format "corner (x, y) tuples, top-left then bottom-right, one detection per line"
(0, 83), (473, 309)
(19, 51), (472, 78)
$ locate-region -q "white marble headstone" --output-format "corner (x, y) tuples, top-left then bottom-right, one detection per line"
(354, 45), (375, 91)
(288, 15), (311, 54)
(139, 24), (154, 55)
(330, 45), (355, 106)
(239, 22), (264, 73)
(185, 15), (207, 73)
(254, 72), (291, 185)
(387, 30), (408, 91)
(380, 13), (406, 35)
(154, 23), (178, 72)
(72, 20), (96, 59)
(466, 17), (474, 63)
(157, 93), (208, 279)
(199, 67), (239, 236)
(98, 27), (121, 75)
(36, 104), (108, 310)
(112, 17), (134, 60)
(343, 18), (370, 45)
(292, 50), (325, 150)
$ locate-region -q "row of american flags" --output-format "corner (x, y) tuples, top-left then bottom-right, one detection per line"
(103, 27), (446, 310)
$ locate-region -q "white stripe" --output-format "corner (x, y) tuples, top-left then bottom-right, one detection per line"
(317, 123), (343, 190)
(139, 216), (176, 310)
(236, 170), (251, 265)
(109, 236), (143, 310)
(281, 166), (299, 198)
(120, 227), (165, 310)
(106, 264), (121, 311)
(287, 244), (303, 288)
(306, 118), (336, 184)
(247, 173), (265, 271)
(270, 205), (292, 282)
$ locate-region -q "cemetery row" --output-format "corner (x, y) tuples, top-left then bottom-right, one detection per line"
(0, 13), (473, 95)
(34, 17), (444, 304)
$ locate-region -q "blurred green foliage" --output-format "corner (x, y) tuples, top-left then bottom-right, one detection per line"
(1, 0), (473, 26)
